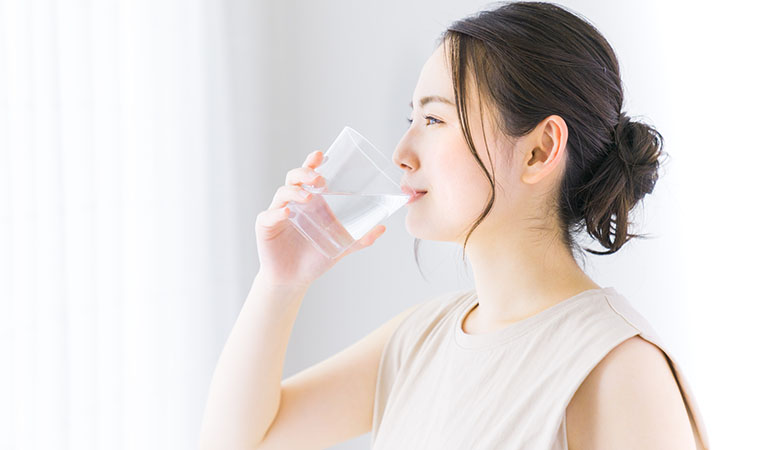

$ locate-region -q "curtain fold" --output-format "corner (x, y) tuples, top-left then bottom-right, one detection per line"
(0, 1), (250, 448)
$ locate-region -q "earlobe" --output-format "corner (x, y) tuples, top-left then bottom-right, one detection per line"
(522, 153), (550, 184)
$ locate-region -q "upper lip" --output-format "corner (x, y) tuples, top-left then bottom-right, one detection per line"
(401, 184), (427, 196)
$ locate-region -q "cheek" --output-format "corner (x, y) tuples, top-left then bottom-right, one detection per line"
(404, 171), (495, 240)
(436, 168), (492, 216)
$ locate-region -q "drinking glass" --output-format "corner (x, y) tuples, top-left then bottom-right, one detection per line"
(286, 126), (411, 259)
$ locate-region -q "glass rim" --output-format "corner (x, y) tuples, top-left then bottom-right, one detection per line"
(339, 125), (402, 189)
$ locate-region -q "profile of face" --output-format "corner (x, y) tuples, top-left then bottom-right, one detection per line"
(393, 43), (562, 247)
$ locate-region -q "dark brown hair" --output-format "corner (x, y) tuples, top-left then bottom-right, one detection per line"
(413, 1), (666, 275)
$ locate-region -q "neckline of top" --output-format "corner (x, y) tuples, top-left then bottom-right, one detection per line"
(454, 286), (618, 350)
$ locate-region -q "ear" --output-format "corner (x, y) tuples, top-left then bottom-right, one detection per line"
(521, 115), (568, 185)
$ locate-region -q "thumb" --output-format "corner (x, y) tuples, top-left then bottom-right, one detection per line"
(341, 224), (386, 258)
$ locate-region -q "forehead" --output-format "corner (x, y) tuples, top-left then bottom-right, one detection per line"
(411, 44), (456, 106)
(411, 43), (507, 147)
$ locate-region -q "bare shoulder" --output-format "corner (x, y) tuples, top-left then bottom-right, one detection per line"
(566, 335), (697, 450)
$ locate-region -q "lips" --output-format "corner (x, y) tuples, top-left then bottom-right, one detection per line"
(401, 185), (427, 204)
(407, 191), (427, 204)
(401, 185), (427, 197)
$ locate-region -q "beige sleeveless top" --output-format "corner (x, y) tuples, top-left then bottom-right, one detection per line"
(371, 287), (710, 449)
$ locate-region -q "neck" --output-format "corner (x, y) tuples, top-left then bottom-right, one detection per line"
(463, 227), (601, 330)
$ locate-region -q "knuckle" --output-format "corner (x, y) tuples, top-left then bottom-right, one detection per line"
(287, 185), (305, 197)
(287, 167), (316, 185)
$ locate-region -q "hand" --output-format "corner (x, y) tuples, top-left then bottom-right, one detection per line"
(254, 150), (386, 288)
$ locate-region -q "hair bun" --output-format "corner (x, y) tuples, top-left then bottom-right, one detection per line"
(574, 111), (665, 255)
(615, 112), (630, 137)
(610, 111), (662, 202)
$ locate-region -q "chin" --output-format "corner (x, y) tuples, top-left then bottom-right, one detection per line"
(404, 215), (461, 243)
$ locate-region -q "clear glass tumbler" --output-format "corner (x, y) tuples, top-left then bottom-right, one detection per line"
(286, 126), (411, 259)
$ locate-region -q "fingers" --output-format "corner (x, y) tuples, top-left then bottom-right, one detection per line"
(363, 224), (386, 245)
(285, 166), (326, 188)
(285, 150), (327, 187)
(269, 184), (314, 210)
(341, 224), (386, 257)
(259, 173), (321, 228)
(259, 150), (332, 232)
(256, 203), (292, 229)
(267, 150), (327, 214)
(303, 150), (325, 169)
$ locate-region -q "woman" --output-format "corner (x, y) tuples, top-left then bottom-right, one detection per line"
(200, 2), (710, 449)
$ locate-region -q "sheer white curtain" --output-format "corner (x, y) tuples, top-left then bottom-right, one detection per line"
(0, 1), (256, 448)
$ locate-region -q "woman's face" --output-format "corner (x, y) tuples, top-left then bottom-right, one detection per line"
(393, 44), (525, 245)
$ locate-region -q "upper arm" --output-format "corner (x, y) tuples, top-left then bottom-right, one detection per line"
(566, 335), (697, 450)
(256, 302), (421, 450)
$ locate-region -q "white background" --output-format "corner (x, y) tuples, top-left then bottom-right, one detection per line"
(1, 0), (756, 449)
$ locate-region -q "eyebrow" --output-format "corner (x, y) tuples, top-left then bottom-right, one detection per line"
(408, 95), (455, 109)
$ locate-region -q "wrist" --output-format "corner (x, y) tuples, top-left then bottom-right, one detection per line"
(253, 271), (311, 294)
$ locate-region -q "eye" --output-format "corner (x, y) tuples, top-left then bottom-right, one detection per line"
(406, 116), (442, 127)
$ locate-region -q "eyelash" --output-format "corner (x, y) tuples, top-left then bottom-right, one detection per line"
(406, 116), (442, 127)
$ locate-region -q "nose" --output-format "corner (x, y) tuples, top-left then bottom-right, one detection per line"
(392, 131), (418, 172)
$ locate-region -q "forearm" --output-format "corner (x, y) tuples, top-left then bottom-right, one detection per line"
(199, 273), (310, 449)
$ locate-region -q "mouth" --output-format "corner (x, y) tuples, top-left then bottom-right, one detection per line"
(407, 190), (427, 204)
(401, 184), (428, 204)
